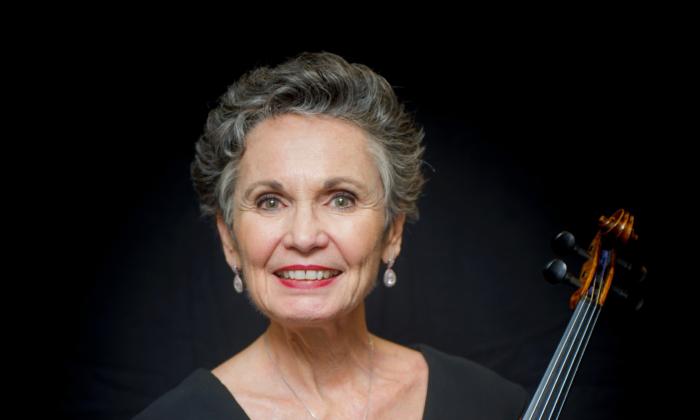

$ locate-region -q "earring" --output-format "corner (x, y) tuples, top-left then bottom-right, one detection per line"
(383, 257), (397, 287)
(233, 265), (244, 294)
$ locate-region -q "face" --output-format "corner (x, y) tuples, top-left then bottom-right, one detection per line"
(216, 113), (405, 325)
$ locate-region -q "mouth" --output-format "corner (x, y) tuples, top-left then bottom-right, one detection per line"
(273, 270), (344, 290)
(273, 269), (343, 281)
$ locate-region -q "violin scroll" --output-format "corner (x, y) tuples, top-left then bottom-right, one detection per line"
(598, 208), (639, 245)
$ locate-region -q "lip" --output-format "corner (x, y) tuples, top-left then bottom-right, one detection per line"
(276, 272), (342, 289)
(274, 264), (342, 272)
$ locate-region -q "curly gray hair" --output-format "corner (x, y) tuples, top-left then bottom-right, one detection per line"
(190, 51), (429, 238)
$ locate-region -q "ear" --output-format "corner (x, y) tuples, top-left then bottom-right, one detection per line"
(215, 211), (240, 269)
(382, 212), (406, 263)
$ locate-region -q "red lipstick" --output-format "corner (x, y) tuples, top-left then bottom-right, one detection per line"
(278, 276), (338, 289)
(275, 264), (341, 271)
(273, 265), (343, 289)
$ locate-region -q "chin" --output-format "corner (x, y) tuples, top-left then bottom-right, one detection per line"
(273, 314), (337, 328)
(269, 304), (343, 326)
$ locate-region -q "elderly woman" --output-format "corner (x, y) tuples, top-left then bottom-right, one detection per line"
(134, 51), (528, 419)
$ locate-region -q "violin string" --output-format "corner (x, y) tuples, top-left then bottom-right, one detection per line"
(525, 252), (608, 420)
(549, 252), (608, 419)
(545, 301), (591, 420)
(548, 252), (609, 419)
(529, 294), (583, 418)
(551, 305), (602, 419)
(540, 251), (608, 420)
(544, 262), (604, 420)
(524, 297), (587, 419)
(542, 292), (600, 419)
(542, 289), (601, 418)
(542, 305), (593, 420)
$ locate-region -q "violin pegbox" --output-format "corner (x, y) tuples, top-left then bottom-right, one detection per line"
(543, 209), (645, 311)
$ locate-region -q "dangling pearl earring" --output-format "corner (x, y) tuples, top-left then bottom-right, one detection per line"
(233, 265), (244, 294)
(383, 257), (397, 287)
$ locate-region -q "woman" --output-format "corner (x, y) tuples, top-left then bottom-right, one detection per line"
(134, 51), (529, 419)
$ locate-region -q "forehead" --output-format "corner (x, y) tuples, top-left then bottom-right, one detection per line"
(239, 114), (379, 187)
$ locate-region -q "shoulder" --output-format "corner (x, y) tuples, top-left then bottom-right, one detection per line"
(411, 343), (529, 419)
(132, 368), (248, 420)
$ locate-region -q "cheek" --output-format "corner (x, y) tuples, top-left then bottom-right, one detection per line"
(334, 218), (384, 267)
(235, 217), (279, 270)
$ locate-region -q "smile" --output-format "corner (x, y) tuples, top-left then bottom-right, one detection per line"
(274, 270), (343, 289)
(274, 270), (342, 280)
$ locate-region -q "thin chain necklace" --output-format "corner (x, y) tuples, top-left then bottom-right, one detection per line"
(263, 331), (375, 420)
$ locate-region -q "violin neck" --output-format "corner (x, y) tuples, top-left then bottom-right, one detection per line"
(522, 297), (603, 420)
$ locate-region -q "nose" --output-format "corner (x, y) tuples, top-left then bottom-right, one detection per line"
(282, 200), (329, 253)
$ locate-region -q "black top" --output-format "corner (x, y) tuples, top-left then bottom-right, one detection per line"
(133, 342), (529, 419)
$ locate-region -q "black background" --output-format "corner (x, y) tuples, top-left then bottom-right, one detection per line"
(12, 18), (689, 420)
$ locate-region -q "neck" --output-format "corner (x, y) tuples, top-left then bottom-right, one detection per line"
(262, 301), (374, 403)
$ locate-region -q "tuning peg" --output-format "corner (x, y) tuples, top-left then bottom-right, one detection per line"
(552, 231), (590, 260)
(542, 258), (645, 311)
(543, 259), (581, 288)
(551, 231), (646, 284)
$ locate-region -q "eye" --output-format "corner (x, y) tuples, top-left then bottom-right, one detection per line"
(331, 192), (356, 210)
(256, 194), (283, 211)
(255, 192), (356, 211)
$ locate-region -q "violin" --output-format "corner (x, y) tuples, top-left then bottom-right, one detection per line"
(521, 209), (646, 420)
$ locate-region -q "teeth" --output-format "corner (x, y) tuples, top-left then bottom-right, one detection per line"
(275, 270), (341, 280)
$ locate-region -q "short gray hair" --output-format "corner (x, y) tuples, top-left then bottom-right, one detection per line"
(190, 51), (429, 237)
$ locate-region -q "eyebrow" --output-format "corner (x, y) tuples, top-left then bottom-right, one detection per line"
(243, 176), (368, 200)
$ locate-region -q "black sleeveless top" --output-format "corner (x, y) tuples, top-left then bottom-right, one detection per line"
(133, 343), (529, 419)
